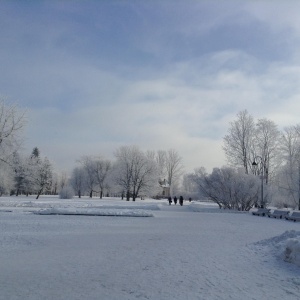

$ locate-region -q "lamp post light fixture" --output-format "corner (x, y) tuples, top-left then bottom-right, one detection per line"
(252, 156), (264, 208)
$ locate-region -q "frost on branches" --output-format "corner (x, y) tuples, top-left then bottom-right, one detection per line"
(192, 166), (260, 211)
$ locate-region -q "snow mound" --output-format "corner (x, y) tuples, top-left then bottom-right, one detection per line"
(254, 230), (300, 267)
(34, 208), (154, 217)
(284, 238), (300, 266)
(86, 204), (160, 211)
(188, 203), (247, 213)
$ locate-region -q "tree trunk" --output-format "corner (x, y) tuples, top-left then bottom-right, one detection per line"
(36, 189), (43, 199)
(89, 190), (93, 198)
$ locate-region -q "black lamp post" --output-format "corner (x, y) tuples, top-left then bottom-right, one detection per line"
(252, 156), (264, 208)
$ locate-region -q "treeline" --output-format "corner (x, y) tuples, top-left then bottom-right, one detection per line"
(2, 99), (300, 210)
(69, 147), (183, 200)
(7, 146), (184, 200)
(0, 100), (185, 200)
(183, 110), (300, 210)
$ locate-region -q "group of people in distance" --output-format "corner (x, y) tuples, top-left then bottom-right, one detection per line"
(168, 196), (183, 206)
(168, 196), (192, 206)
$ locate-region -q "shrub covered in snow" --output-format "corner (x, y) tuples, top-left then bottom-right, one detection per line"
(191, 167), (260, 211)
(284, 238), (300, 266)
(59, 186), (74, 199)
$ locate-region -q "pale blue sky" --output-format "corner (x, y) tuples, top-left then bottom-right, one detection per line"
(1, 0), (300, 172)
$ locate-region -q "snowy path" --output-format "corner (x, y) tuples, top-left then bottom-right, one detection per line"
(0, 198), (300, 299)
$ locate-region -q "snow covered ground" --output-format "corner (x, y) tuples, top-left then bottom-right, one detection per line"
(1, 196), (300, 300)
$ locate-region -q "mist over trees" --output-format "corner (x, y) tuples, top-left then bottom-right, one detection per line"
(2, 97), (300, 211)
(181, 109), (300, 210)
(68, 147), (183, 201)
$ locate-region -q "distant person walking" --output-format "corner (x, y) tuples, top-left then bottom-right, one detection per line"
(179, 196), (183, 206)
(173, 196), (177, 205)
(168, 196), (172, 205)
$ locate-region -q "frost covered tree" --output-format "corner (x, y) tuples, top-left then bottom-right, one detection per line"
(11, 151), (35, 196)
(156, 150), (167, 180)
(58, 171), (68, 191)
(164, 149), (183, 195)
(26, 149), (53, 199)
(93, 157), (112, 199)
(180, 173), (199, 200)
(274, 126), (300, 209)
(79, 156), (97, 198)
(76, 156), (112, 198)
(0, 161), (14, 196)
(254, 118), (281, 184)
(0, 100), (26, 165)
(11, 151), (25, 195)
(192, 166), (260, 211)
(70, 166), (86, 198)
(33, 157), (53, 199)
(223, 110), (255, 174)
(113, 145), (159, 201)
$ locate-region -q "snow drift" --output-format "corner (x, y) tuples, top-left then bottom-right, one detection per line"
(34, 207), (154, 217)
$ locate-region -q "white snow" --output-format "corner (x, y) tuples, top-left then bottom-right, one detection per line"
(1, 196), (300, 300)
(34, 207), (154, 217)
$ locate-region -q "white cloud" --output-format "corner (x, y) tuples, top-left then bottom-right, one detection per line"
(3, 1), (300, 175)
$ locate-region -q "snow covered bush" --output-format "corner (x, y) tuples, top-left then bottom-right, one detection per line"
(191, 166), (260, 211)
(59, 186), (74, 199)
(284, 238), (300, 266)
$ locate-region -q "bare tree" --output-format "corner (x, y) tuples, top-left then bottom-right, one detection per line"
(70, 166), (86, 198)
(33, 157), (53, 199)
(113, 145), (158, 201)
(58, 171), (68, 192)
(93, 157), (112, 199)
(0, 160), (14, 196)
(156, 150), (167, 180)
(79, 156), (97, 198)
(254, 118), (281, 184)
(276, 125), (300, 209)
(0, 100), (26, 165)
(113, 146), (134, 201)
(165, 149), (183, 194)
(223, 110), (255, 174)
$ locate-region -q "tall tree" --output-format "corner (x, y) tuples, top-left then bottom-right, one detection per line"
(277, 125), (300, 209)
(0, 100), (26, 165)
(113, 145), (158, 201)
(79, 156), (97, 198)
(156, 150), (167, 180)
(70, 166), (86, 198)
(254, 118), (281, 184)
(165, 149), (183, 195)
(223, 110), (255, 174)
(93, 157), (112, 199)
(33, 157), (53, 199)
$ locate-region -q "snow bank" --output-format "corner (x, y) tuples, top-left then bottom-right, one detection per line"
(188, 203), (247, 213)
(86, 204), (160, 211)
(284, 237), (300, 266)
(0, 199), (160, 210)
(254, 230), (300, 267)
(34, 208), (154, 217)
